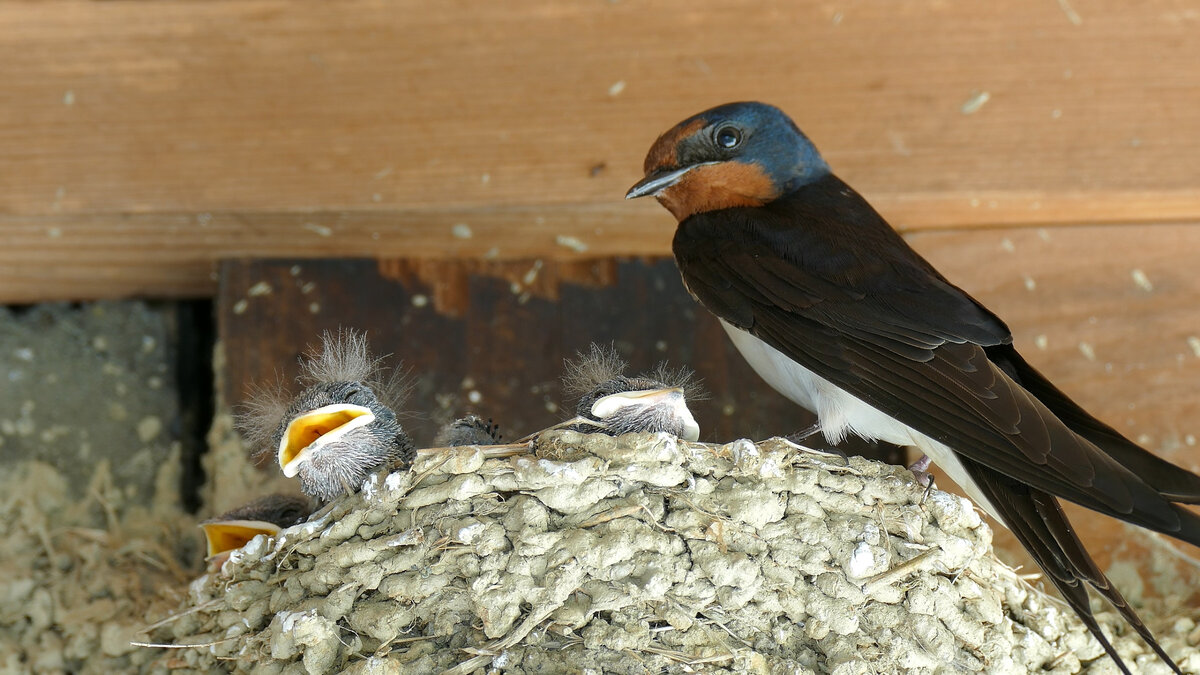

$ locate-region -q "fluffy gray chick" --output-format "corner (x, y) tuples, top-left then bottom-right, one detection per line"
(563, 344), (702, 441)
(435, 414), (503, 447)
(239, 330), (415, 502)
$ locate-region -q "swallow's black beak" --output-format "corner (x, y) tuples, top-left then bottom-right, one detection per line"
(625, 162), (719, 199)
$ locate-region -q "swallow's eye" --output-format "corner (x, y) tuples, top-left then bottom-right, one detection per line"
(714, 126), (742, 149)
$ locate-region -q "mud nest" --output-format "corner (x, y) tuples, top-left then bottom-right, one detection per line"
(145, 432), (1200, 674)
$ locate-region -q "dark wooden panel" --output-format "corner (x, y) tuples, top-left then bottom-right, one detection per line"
(218, 258), (853, 451)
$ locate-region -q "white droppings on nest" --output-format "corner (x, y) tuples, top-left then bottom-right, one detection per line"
(847, 542), (878, 579)
(151, 431), (1200, 673)
(533, 458), (586, 482)
(361, 473), (379, 500)
(247, 281), (273, 297)
(457, 522), (486, 544)
(241, 533), (268, 559)
(384, 471), (404, 491)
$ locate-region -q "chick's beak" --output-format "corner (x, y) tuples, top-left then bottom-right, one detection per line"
(625, 162), (720, 200)
(278, 403), (376, 477)
(200, 520), (283, 559)
(590, 387), (701, 442)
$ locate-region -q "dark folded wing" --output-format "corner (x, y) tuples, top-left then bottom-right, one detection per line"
(674, 200), (1200, 543)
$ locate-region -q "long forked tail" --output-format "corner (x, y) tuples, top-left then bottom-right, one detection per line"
(963, 458), (1182, 675)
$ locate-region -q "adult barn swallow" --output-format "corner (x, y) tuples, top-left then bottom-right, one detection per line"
(561, 344), (702, 441)
(237, 330), (415, 502)
(627, 101), (1200, 673)
(200, 493), (311, 564)
(435, 414), (503, 447)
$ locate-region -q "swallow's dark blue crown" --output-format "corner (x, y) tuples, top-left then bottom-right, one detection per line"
(668, 101), (831, 193)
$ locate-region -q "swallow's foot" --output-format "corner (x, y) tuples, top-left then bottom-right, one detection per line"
(784, 423), (821, 444)
(908, 454), (937, 503)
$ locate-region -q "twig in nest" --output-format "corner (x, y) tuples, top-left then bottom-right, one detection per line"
(697, 611), (754, 650)
(136, 599), (222, 634)
(415, 441), (534, 460)
(639, 644), (735, 665)
(373, 633), (437, 658)
(578, 504), (675, 533)
(861, 549), (939, 595)
(131, 635), (240, 649)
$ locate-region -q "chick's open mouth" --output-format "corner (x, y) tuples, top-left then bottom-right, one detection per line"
(278, 403), (375, 477)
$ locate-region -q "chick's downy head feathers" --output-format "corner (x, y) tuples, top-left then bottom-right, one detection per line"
(562, 344), (703, 441)
(237, 329), (414, 502)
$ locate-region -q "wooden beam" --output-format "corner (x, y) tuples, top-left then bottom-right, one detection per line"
(3, 0), (1200, 300)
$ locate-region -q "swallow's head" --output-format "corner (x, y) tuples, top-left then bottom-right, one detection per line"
(239, 330), (415, 502)
(626, 101), (829, 220)
(564, 344), (703, 442)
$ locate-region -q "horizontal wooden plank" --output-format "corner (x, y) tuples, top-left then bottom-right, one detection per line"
(2, 211), (1198, 303)
(3, 0), (1200, 299)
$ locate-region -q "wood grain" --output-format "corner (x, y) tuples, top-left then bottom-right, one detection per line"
(3, 0), (1200, 300)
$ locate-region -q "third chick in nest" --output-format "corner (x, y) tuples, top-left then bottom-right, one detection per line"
(562, 344), (702, 441)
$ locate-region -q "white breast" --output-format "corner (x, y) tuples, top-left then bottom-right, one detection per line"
(719, 319), (1003, 522)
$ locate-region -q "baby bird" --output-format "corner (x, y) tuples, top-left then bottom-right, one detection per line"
(200, 493), (311, 565)
(435, 414), (503, 447)
(238, 330), (415, 502)
(562, 344), (702, 441)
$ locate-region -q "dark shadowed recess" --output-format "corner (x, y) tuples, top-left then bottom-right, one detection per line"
(175, 300), (216, 512)
(217, 257), (903, 466)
